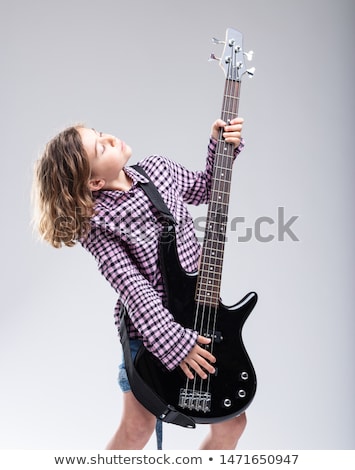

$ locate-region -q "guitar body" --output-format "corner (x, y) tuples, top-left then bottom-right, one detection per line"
(134, 231), (257, 423)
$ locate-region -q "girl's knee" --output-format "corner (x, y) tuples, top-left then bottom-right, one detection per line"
(229, 412), (247, 440)
(120, 391), (156, 442)
(120, 416), (156, 447)
(126, 414), (156, 437)
(211, 412), (247, 444)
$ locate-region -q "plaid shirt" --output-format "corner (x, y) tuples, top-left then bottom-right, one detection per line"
(80, 137), (243, 370)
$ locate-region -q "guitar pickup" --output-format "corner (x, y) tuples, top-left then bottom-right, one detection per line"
(203, 330), (223, 343)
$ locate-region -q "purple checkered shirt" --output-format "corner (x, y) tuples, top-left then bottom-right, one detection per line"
(80, 137), (243, 370)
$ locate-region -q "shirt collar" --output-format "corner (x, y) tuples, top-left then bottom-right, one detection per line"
(124, 165), (149, 185)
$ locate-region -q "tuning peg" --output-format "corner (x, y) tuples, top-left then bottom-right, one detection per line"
(212, 37), (225, 45)
(208, 53), (221, 62)
(246, 67), (256, 77)
(243, 50), (254, 61)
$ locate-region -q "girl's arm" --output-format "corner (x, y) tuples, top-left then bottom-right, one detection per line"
(159, 117), (244, 206)
(84, 228), (202, 372)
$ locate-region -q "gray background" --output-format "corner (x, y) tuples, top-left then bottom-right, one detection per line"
(1, 0), (354, 450)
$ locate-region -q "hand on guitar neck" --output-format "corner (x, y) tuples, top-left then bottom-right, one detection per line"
(211, 117), (244, 148)
(179, 335), (216, 380)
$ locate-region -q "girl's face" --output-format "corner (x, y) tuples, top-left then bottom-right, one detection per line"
(78, 127), (132, 191)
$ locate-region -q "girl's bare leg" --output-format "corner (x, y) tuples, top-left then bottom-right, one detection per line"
(199, 412), (247, 450)
(106, 391), (156, 450)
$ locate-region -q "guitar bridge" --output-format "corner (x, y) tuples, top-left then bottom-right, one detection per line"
(178, 388), (211, 412)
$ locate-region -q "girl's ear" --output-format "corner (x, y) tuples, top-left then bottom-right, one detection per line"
(88, 178), (105, 191)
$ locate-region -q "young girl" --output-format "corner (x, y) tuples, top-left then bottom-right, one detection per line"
(33, 117), (247, 450)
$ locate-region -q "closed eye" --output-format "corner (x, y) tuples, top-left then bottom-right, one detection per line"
(92, 128), (106, 155)
(98, 131), (105, 154)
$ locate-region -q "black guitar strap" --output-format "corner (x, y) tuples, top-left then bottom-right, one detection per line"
(119, 164), (196, 429)
(132, 164), (176, 226)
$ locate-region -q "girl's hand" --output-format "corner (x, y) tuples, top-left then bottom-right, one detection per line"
(179, 335), (216, 380)
(211, 117), (244, 148)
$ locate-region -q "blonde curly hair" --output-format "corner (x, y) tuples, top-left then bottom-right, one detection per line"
(32, 126), (95, 248)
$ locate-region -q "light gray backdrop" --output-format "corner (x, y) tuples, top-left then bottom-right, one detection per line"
(1, 0), (354, 450)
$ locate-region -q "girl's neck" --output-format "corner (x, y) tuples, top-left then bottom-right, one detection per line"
(104, 170), (133, 192)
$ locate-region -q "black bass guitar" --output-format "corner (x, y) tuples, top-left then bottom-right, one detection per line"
(134, 27), (257, 424)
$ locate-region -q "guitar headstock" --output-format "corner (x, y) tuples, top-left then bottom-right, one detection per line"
(210, 27), (255, 81)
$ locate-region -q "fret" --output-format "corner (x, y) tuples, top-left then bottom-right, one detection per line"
(212, 171), (232, 178)
(197, 275), (222, 286)
(200, 259), (224, 270)
(201, 254), (224, 264)
(207, 215), (229, 226)
(196, 277), (222, 287)
(209, 198), (229, 206)
(218, 147), (233, 156)
(199, 256), (224, 268)
(197, 279), (222, 291)
(213, 170), (232, 177)
(210, 198), (230, 208)
(211, 183), (231, 192)
(205, 218), (228, 228)
(202, 242), (224, 253)
(198, 275), (222, 284)
(211, 183), (231, 190)
(223, 93), (240, 100)
(221, 110), (238, 120)
(214, 162), (233, 169)
(208, 210), (229, 221)
(196, 283), (220, 293)
(202, 243), (225, 253)
(215, 161), (233, 170)
(205, 217), (228, 226)
(201, 248), (225, 259)
(211, 181), (232, 190)
(198, 274), (223, 285)
(204, 233), (227, 244)
(204, 232), (227, 243)
(195, 287), (221, 306)
(210, 189), (231, 201)
(209, 203), (230, 214)
(202, 255), (224, 263)
(197, 292), (221, 300)
(201, 257), (224, 267)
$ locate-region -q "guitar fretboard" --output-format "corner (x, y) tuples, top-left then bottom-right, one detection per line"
(195, 79), (241, 307)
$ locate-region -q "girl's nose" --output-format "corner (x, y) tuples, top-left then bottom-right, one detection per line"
(103, 134), (117, 146)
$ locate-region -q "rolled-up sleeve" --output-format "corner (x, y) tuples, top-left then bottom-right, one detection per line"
(85, 228), (198, 370)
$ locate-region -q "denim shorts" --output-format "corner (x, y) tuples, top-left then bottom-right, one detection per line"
(118, 339), (142, 392)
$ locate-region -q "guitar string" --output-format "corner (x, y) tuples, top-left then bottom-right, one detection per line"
(203, 73), (233, 400)
(199, 63), (236, 407)
(184, 47), (241, 411)
(206, 62), (237, 395)
(203, 54), (241, 407)
(190, 57), (234, 407)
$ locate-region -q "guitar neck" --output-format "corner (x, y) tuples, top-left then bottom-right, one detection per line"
(195, 79), (241, 307)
